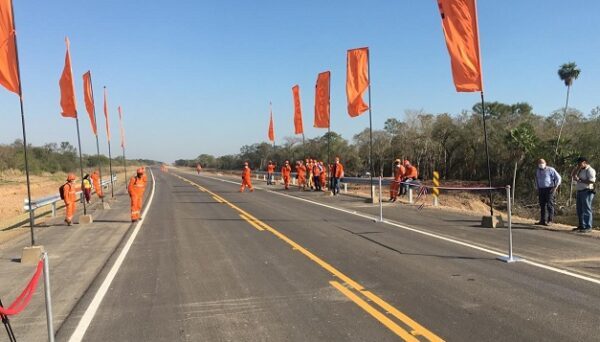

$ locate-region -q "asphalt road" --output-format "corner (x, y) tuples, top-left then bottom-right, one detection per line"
(59, 168), (600, 341)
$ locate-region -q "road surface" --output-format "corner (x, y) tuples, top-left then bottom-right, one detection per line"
(57, 168), (600, 341)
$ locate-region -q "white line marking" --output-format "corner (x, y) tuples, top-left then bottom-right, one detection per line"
(194, 172), (600, 286)
(69, 169), (157, 341)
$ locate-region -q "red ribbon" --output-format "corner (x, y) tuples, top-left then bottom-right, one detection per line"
(0, 259), (44, 316)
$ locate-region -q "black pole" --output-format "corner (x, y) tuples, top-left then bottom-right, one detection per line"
(367, 48), (374, 201)
(0, 298), (17, 342)
(10, 0), (35, 245)
(75, 118), (87, 215)
(480, 91), (494, 216)
(87, 73), (104, 204)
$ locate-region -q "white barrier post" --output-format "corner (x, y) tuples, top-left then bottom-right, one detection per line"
(343, 183), (348, 193)
(377, 176), (383, 223)
(408, 187), (413, 204)
(51, 203), (56, 217)
(43, 252), (55, 342)
(498, 186), (520, 263)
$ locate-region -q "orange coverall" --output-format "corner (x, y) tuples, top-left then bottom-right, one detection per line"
(90, 171), (104, 198)
(296, 165), (307, 188)
(240, 166), (254, 192)
(319, 165), (327, 189)
(64, 182), (77, 224)
(196, 164), (202, 174)
(281, 165), (292, 189)
(128, 175), (146, 221)
(390, 165), (406, 200)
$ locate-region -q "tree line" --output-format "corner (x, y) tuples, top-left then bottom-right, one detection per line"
(0, 139), (156, 174)
(176, 101), (600, 204)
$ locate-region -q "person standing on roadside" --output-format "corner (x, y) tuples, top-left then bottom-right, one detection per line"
(62, 173), (77, 226)
(296, 161), (307, 190)
(332, 157), (344, 195)
(196, 163), (202, 175)
(534, 158), (561, 226)
(90, 170), (104, 199)
(266, 161), (275, 185)
(571, 157), (596, 233)
(82, 174), (92, 204)
(390, 159), (405, 202)
(281, 160), (292, 190)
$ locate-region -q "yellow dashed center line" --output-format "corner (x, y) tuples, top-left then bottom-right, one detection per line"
(172, 173), (444, 341)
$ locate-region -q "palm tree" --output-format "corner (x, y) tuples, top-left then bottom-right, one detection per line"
(555, 62), (581, 157)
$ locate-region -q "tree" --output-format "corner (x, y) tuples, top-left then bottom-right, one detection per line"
(555, 62), (581, 157)
(506, 124), (537, 202)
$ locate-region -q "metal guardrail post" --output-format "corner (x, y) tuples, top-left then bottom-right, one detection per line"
(343, 183), (347, 193)
(43, 252), (55, 342)
(408, 188), (413, 204)
(498, 185), (520, 263)
(51, 203), (56, 217)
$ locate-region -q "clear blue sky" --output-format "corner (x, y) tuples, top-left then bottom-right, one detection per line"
(0, 0), (598, 162)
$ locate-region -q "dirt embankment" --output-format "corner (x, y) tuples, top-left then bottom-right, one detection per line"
(0, 167), (140, 225)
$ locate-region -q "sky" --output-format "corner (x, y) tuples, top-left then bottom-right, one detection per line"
(0, 0), (599, 162)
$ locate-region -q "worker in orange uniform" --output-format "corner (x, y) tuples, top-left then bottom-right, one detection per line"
(306, 158), (314, 190)
(196, 163), (202, 175)
(128, 168), (147, 222)
(390, 159), (405, 202)
(296, 161), (307, 190)
(319, 161), (327, 191)
(240, 162), (254, 192)
(332, 157), (344, 195)
(266, 161), (276, 185)
(62, 173), (77, 226)
(312, 161), (322, 191)
(401, 160), (419, 196)
(90, 170), (104, 199)
(281, 160), (292, 190)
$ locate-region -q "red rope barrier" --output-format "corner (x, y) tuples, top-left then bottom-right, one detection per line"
(0, 259), (44, 316)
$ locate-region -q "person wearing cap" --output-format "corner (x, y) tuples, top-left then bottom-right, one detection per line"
(401, 160), (418, 195)
(281, 160), (292, 190)
(128, 167), (147, 222)
(571, 157), (596, 232)
(390, 159), (405, 202)
(312, 161), (322, 191)
(63, 173), (77, 226)
(240, 162), (254, 192)
(534, 158), (561, 226)
(266, 161), (275, 185)
(332, 157), (344, 195)
(296, 161), (307, 190)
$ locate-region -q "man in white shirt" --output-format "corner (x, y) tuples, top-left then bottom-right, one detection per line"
(571, 157), (596, 233)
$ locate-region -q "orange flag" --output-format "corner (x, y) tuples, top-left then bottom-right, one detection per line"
(437, 0), (483, 92)
(59, 37), (77, 118)
(346, 47), (369, 117)
(292, 85), (303, 135)
(118, 106), (125, 148)
(268, 103), (275, 142)
(82, 71), (97, 135)
(0, 0), (20, 95)
(314, 71), (330, 128)
(103, 87), (111, 141)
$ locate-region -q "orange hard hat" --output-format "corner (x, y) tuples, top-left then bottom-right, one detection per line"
(137, 167), (145, 174)
(67, 173), (76, 181)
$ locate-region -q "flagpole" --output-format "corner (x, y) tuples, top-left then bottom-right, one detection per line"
(87, 73), (104, 204)
(10, 0), (36, 245)
(122, 146), (127, 180)
(74, 118), (87, 215)
(480, 91), (494, 216)
(367, 48), (374, 202)
(105, 87), (115, 198)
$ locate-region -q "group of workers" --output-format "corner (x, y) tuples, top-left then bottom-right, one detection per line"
(61, 167), (147, 225)
(241, 157), (346, 195)
(389, 159), (419, 202)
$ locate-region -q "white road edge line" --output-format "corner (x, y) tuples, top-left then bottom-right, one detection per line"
(196, 172), (600, 286)
(68, 168), (157, 342)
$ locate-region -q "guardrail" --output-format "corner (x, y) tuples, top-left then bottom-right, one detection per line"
(23, 176), (117, 224)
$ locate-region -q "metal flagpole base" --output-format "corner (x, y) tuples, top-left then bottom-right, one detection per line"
(497, 255), (521, 263)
